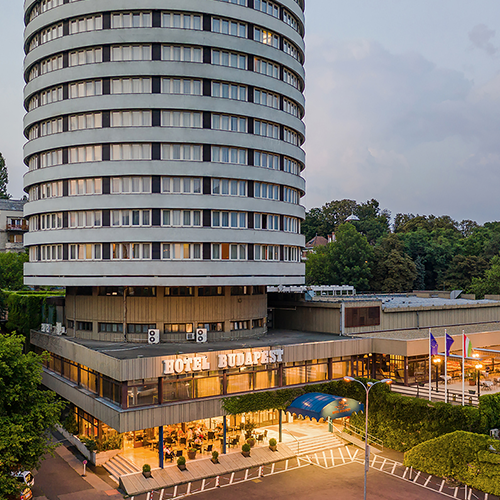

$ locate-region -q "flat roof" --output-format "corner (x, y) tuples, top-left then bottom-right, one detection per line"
(66, 329), (346, 360)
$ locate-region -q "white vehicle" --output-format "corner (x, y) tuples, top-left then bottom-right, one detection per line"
(13, 471), (34, 488)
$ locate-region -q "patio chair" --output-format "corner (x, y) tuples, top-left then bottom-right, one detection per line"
(263, 430), (268, 438)
(204, 444), (213, 454)
(176, 450), (183, 457)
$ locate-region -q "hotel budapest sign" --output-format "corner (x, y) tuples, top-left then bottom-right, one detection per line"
(162, 348), (284, 375)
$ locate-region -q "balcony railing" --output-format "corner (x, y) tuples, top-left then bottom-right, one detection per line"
(6, 223), (28, 231)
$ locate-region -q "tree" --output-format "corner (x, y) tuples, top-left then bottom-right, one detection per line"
(353, 199), (391, 244)
(468, 255), (500, 298)
(0, 334), (64, 498)
(371, 234), (417, 292)
(305, 223), (373, 290)
(0, 252), (28, 291)
(441, 255), (488, 291)
(0, 153), (10, 200)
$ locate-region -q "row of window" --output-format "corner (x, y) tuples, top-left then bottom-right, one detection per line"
(28, 144), (303, 172)
(28, 110), (301, 144)
(29, 176), (302, 202)
(30, 243), (301, 262)
(28, 44), (303, 91)
(27, 78), (302, 119)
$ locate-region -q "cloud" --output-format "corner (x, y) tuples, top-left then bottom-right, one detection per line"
(303, 37), (500, 223)
(468, 24), (498, 56)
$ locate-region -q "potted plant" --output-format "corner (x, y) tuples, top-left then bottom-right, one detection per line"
(177, 456), (187, 471)
(246, 437), (256, 448)
(142, 464), (152, 478)
(211, 450), (219, 464)
(187, 447), (197, 460)
(244, 421), (257, 439)
(269, 438), (277, 452)
(241, 443), (251, 458)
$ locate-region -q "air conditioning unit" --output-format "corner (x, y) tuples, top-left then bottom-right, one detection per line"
(196, 328), (207, 343)
(148, 329), (160, 344)
(186, 332), (195, 341)
(490, 429), (500, 439)
(55, 323), (62, 335)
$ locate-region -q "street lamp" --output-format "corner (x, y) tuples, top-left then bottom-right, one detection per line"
(476, 363), (483, 398)
(433, 357), (441, 392)
(344, 376), (392, 500)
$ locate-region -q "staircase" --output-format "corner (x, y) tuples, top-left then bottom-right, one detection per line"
(103, 454), (140, 483)
(286, 433), (345, 456)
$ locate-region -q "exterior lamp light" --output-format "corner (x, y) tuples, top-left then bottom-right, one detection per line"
(433, 357), (441, 392)
(343, 377), (392, 500)
(475, 363), (483, 398)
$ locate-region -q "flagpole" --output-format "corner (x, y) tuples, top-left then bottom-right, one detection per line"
(444, 329), (448, 403)
(462, 330), (465, 406)
(428, 328), (432, 401)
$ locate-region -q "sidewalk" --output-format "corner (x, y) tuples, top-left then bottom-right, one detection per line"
(32, 434), (124, 500)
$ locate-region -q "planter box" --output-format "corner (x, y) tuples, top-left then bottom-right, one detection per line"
(178, 464), (187, 471)
(241, 451), (251, 458)
(142, 471), (151, 478)
(269, 445), (277, 452)
(187, 451), (196, 460)
(211, 458), (219, 464)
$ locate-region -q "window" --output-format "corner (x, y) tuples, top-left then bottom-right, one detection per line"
(69, 47), (102, 66)
(98, 287), (124, 296)
(197, 322), (224, 332)
(283, 10), (301, 33)
(111, 243), (151, 260)
(212, 179), (247, 196)
(69, 244), (102, 260)
(161, 177), (201, 194)
(112, 210), (151, 227)
(111, 111), (151, 127)
(212, 17), (247, 37)
(284, 157), (300, 174)
(254, 57), (279, 79)
(70, 15), (103, 33)
(284, 68), (300, 89)
(127, 324), (156, 334)
(345, 307), (381, 328)
(254, 182), (279, 200)
(283, 98), (300, 117)
(162, 111), (201, 128)
(37, 181), (64, 200)
(254, 27), (279, 48)
(254, 0), (280, 17)
(219, 0), (247, 5)
(37, 23), (63, 46)
(69, 178), (102, 196)
(162, 210), (201, 227)
(284, 127), (299, 145)
(128, 287), (156, 296)
(99, 322), (123, 332)
(39, 149), (63, 168)
(212, 211), (246, 229)
(69, 80), (102, 98)
(212, 50), (247, 69)
(40, 212), (63, 230)
(162, 12), (201, 29)
(162, 45), (202, 62)
(127, 378), (158, 407)
(111, 144), (151, 160)
(164, 287), (194, 296)
(40, 244), (63, 261)
(212, 244), (247, 260)
(40, 54), (63, 75)
(211, 146), (247, 165)
(38, 117), (63, 137)
(69, 145), (102, 163)
(254, 151), (280, 169)
(68, 113), (102, 131)
(161, 144), (201, 161)
(283, 39), (300, 61)
(283, 246), (300, 262)
(164, 323), (193, 333)
(68, 211), (102, 228)
(111, 78), (151, 94)
(198, 287), (224, 296)
(212, 114), (247, 133)
(284, 216), (299, 233)
(77, 321), (92, 331)
(162, 78), (201, 95)
(254, 245), (280, 261)
(212, 82), (247, 101)
(284, 187), (299, 204)
(254, 88), (279, 109)
(111, 45), (151, 61)
(230, 320), (249, 330)
(111, 12), (151, 28)
(254, 120), (280, 139)
(161, 243), (201, 260)
(252, 318), (264, 329)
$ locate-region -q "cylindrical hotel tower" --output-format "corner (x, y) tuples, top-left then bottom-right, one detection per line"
(23, 0), (306, 342)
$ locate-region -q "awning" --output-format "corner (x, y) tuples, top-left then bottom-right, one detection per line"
(286, 392), (364, 420)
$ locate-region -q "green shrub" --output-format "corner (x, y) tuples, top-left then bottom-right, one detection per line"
(212, 451), (219, 460)
(62, 413), (79, 435)
(142, 464), (151, 473)
(99, 433), (123, 451)
(177, 456), (186, 466)
(269, 438), (277, 446)
(79, 436), (97, 453)
(404, 431), (500, 496)
(241, 443), (251, 453)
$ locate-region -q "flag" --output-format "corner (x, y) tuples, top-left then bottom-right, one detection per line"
(445, 333), (454, 356)
(430, 332), (438, 355)
(463, 334), (472, 358)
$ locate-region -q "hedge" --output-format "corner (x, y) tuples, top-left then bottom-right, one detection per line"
(223, 379), (500, 452)
(404, 431), (500, 496)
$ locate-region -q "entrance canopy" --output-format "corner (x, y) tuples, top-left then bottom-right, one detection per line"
(286, 392), (364, 421)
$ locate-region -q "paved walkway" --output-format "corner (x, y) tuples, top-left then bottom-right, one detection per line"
(120, 443), (296, 496)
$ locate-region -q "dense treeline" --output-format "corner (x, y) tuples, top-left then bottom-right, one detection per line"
(303, 198), (500, 296)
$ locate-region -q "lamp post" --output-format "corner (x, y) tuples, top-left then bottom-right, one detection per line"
(476, 363), (483, 398)
(433, 357), (441, 392)
(344, 377), (392, 500)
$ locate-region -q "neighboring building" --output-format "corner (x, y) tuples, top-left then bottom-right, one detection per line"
(0, 199), (28, 253)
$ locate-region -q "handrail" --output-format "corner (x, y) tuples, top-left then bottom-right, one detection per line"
(343, 421), (384, 449)
(281, 428), (300, 455)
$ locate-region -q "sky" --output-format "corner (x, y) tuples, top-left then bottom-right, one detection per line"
(1, 1), (500, 223)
